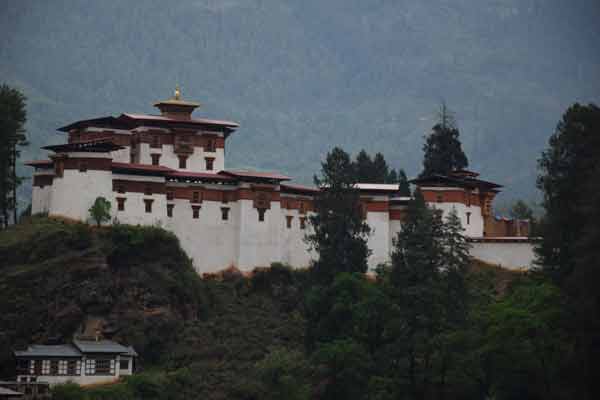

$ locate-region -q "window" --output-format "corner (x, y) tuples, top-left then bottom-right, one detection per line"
(299, 201), (307, 214)
(167, 204), (174, 218)
(286, 215), (293, 229)
(166, 190), (174, 200)
(300, 217), (306, 230)
(192, 191), (200, 203)
(151, 135), (160, 148)
(85, 359), (95, 375)
(33, 360), (42, 375)
(67, 360), (80, 375)
(144, 199), (153, 213)
(93, 359), (114, 375)
(205, 157), (214, 171)
(79, 161), (88, 172)
(221, 207), (230, 221)
(119, 359), (129, 371)
(58, 360), (68, 375)
(258, 208), (266, 222)
(16, 359), (29, 374)
(192, 205), (201, 219)
(130, 152), (136, 164)
(117, 197), (126, 211)
(144, 185), (152, 196)
(205, 139), (216, 152)
(41, 360), (50, 375)
(151, 153), (161, 166)
(466, 212), (471, 225)
(178, 155), (187, 169)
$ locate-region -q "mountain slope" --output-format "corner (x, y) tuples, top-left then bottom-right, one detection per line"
(1, 0), (599, 205)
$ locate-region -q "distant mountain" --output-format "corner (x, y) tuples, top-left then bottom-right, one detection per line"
(2, 0), (599, 207)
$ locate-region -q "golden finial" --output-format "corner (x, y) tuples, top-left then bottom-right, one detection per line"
(174, 85), (181, 100)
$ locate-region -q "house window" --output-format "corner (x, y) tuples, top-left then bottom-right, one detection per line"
(167, 204), (174, 218)
(58, 360), (68, 375)
(299, 201), (307, 214)
(130, 151), (136, 164)
(42, 360), (50, 375)
(93, 359), (114, 375)
(192, 205), (201, 219)
(205, 139), (216, 152)
(178, 155), (187, 169)
(144, 199), (153, 213)
(192, 191), (201, 203)
(466, 212), (471, 225)
(151, 135), (160, 148)
(286, 215), (293, 229)
(120, 360), (129, 371)
(33, 360), (42, 375)
(300, 217), (306, 230)
(258, 208), (266, 222)
(205, 157), (214, 171)
(166, 190), (174, 200)
(67, 360), (80, 375)
(117, 197), (126, 211)
(79, 161), (88, 172)
(144, 185), (152, 196)
(85, 359), (95, 375)
(50, 360), (59, 375)
(221, 207), (230, 221)
(151, 153), (161, 166)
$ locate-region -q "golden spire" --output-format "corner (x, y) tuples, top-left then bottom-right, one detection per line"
(174, 85), (181, 100)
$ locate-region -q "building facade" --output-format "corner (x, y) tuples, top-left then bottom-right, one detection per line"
(27, 90), (535, 272)
(13, 339), (136, 387)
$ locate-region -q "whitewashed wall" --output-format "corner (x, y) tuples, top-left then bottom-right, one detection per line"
(367, 211), (391, 269)
(470, 241), (535, 270)
(32, 183), (52, 214)
(428, 202), (484, 237)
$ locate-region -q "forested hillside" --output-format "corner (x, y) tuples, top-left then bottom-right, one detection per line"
(1, 0), (599, 207)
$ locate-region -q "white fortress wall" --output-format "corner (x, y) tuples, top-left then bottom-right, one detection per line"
(366, 209), (391, 269)
(469, 240), (536, 270)
(428, 201), (484, 237)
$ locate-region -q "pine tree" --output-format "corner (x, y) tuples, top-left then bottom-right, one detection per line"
(398, 169), (411, 196)
(420, 103), (468, 177)
(307, 147), (371, 283)
(386, 168), (398, 184)
(0, 84), (28, 228)
(353, 149), (373, 182)
(371, 152), (389, 183)
(536, 103), (600, 398)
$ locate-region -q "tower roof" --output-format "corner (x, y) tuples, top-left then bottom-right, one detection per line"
(153, 85), (200, 119)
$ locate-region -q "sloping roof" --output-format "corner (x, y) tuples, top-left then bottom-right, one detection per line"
(219, 170), (291, 182)
(14, 344), (81, 358)
(167, 171), (235, 181)
(43, 140), (124, 153)
(280, 183), (320, 194)
(58, 113), (239, 133)
(354, 183), (400, 192)
(0, 386), (23, 396)
(72, 339), (137, 356)
(410, 173), (502, 191)
(111, 162), (174, 176)
(24, 160), (53, 168)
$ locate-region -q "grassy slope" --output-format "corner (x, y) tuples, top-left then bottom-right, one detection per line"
(0, 218), (306, 399)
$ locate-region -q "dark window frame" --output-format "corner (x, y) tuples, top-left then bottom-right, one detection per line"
(144, 199), (154, 213)
(117, 197), (126, 211)
(150, 153), (161, 166)
(221, 207), (230, 221)
(167, 203), (174, 218)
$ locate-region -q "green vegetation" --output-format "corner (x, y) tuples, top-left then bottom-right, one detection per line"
(0, 84), (28, 227)
(88, 197), (112, 227)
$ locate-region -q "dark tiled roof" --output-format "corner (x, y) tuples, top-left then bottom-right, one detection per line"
(409, 173), (502, 191)
(167, 171), (235, 182)
(219, 170), (291, 182)
(43, 140), (124, 153)
(14, 344), (81, 358)
(111, 162), (174, 176)
(24, 160), (53, 168)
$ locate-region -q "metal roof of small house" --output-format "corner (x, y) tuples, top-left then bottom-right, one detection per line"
(14, 344), (82, 358)
(0, 386), (23, 396)
(73, 339), (137, 356)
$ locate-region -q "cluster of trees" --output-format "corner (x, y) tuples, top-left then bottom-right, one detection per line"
(351, 149), (410, 195)
(0, 84), (28, 228)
